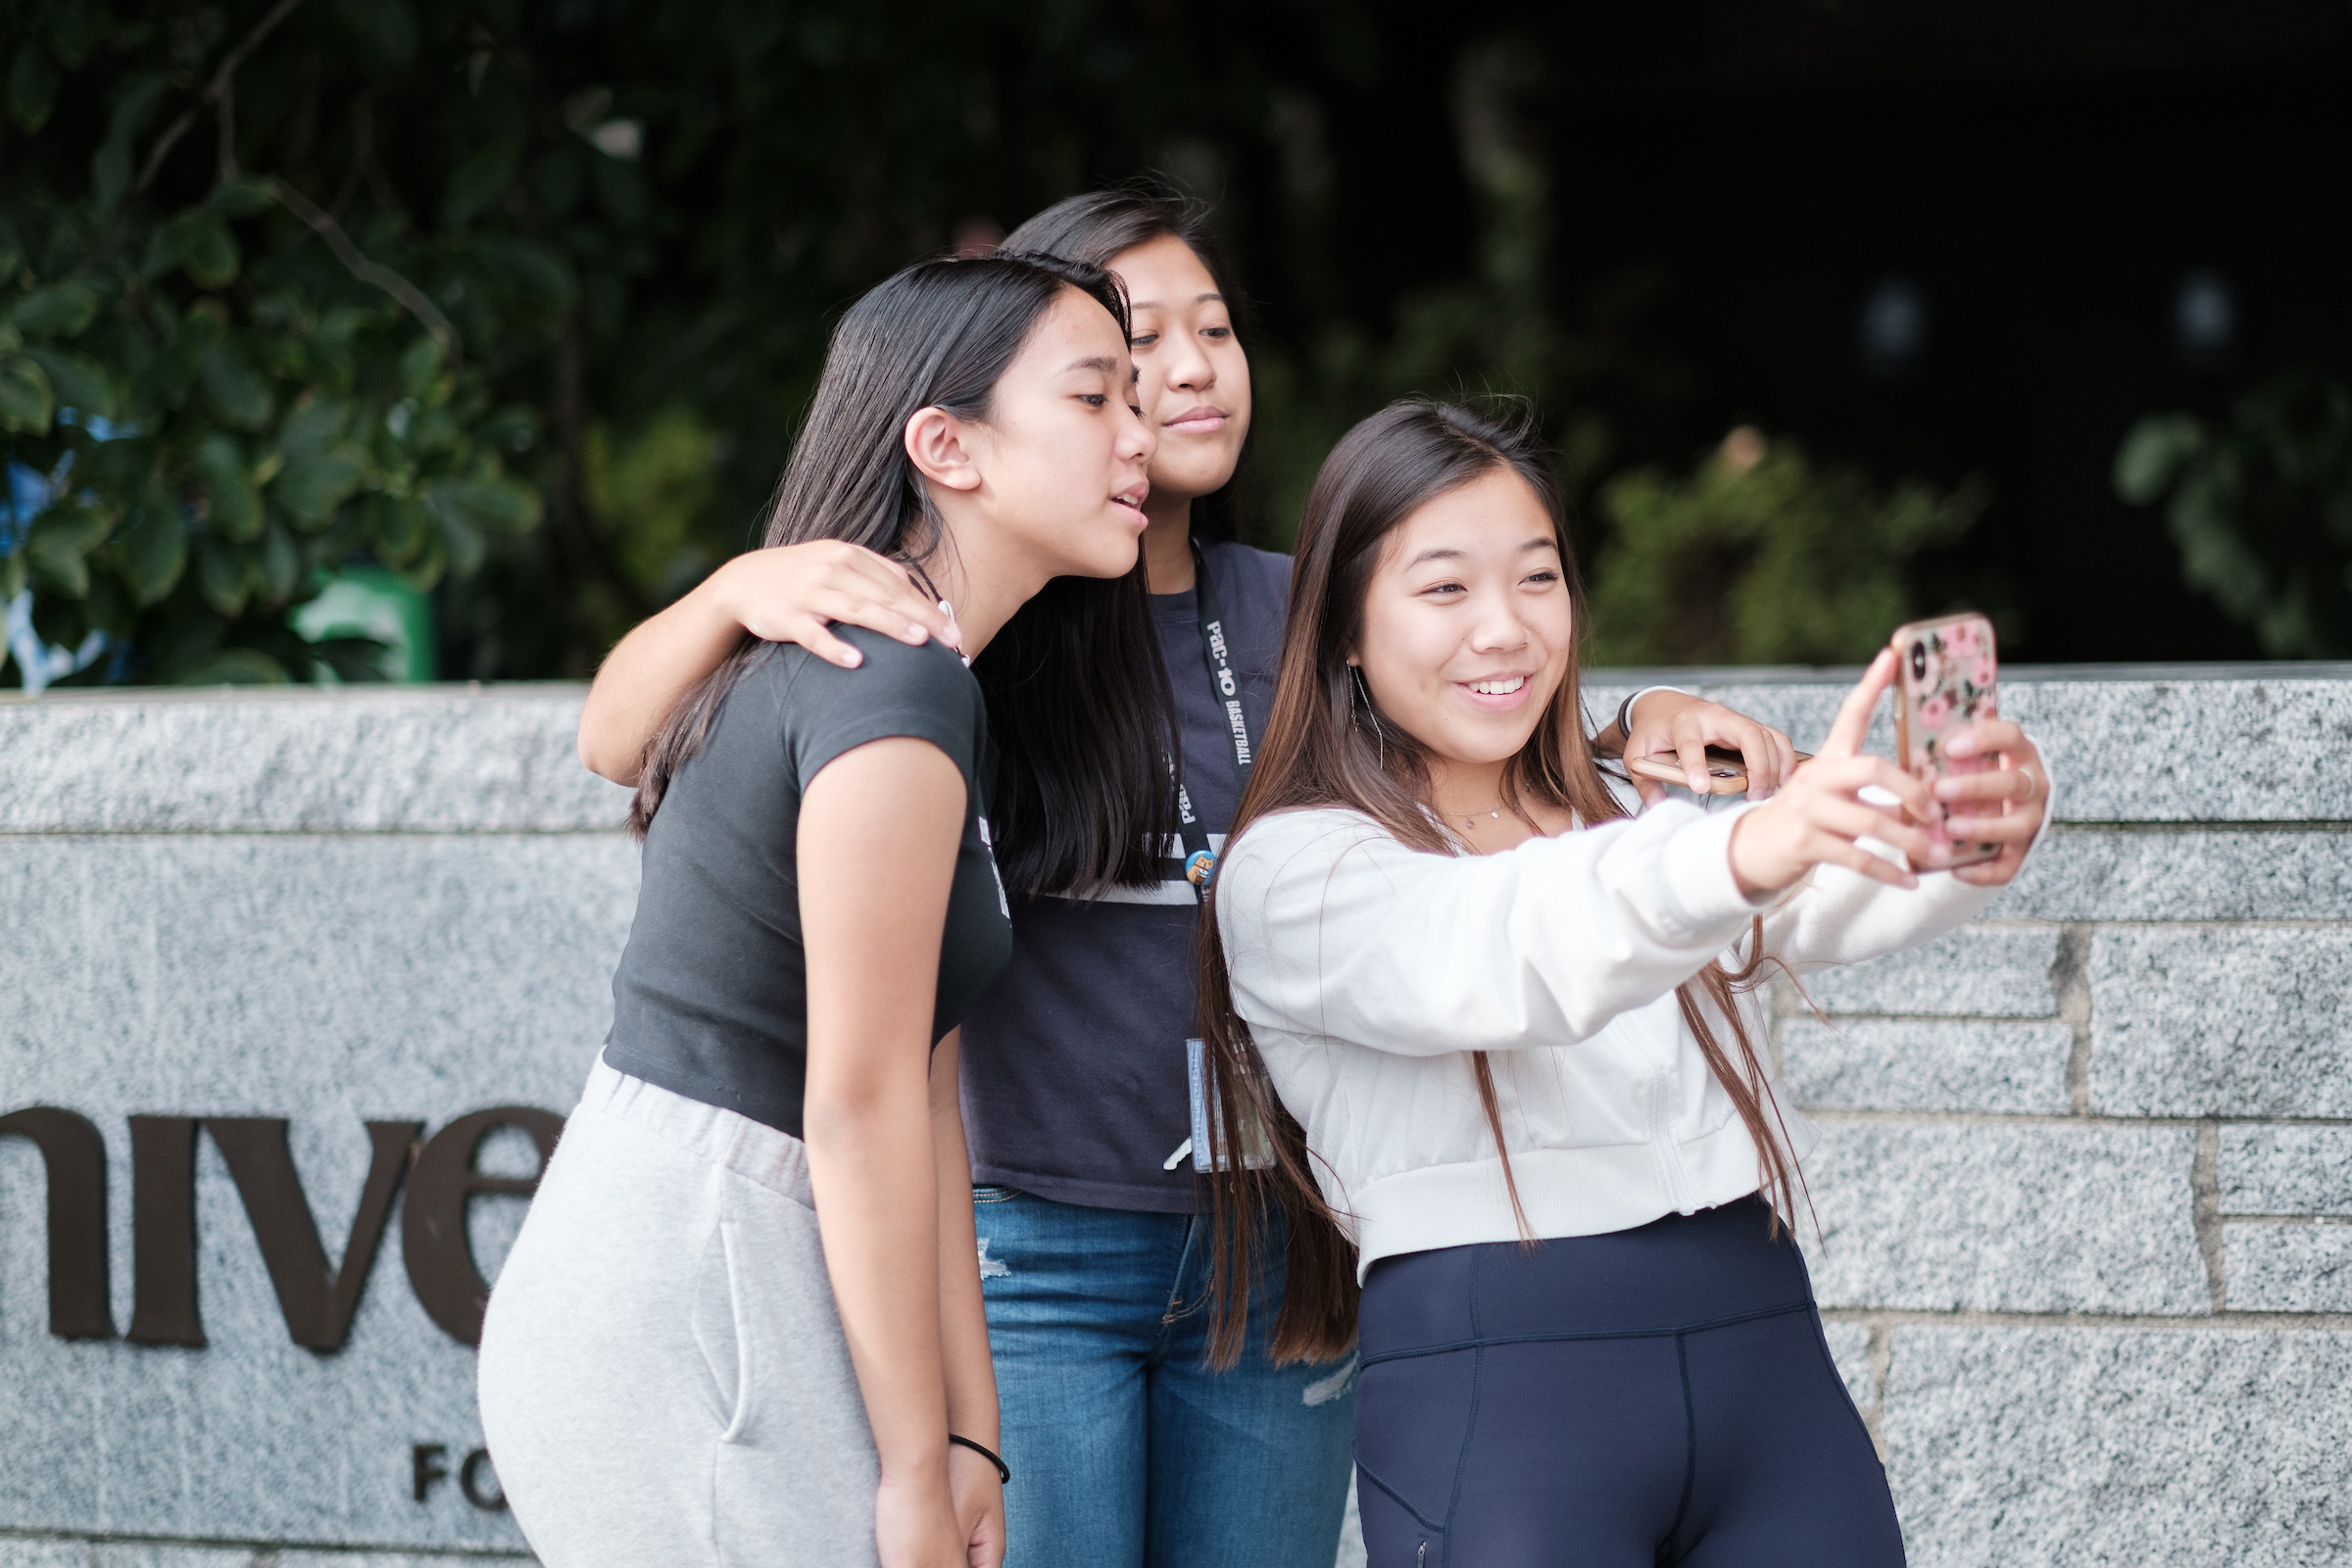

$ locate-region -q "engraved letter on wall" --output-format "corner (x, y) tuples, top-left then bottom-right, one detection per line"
(404, 1107), (564, 1346)
(0, 1106), (115, 1340)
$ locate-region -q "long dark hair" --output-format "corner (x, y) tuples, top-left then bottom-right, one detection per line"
(972, 186), (1256, 894)
(630, 252), (1175, 876)
(1195, 401), (1797, 1367)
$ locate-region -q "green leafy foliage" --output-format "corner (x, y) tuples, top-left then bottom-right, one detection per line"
(3, 2), (2000, 684)
(585, 406), (719, 606)
(1, 0), (551, 684)
(2114, 369), (2352, 658)
(1588, 430), (1990, 666)
(0, 348), (52, 431)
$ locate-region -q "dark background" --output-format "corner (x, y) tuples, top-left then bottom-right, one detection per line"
(1187, 2), (2352, 663)
(4, 0), (2348, 679)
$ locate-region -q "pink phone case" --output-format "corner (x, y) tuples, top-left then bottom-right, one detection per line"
(1890, 612), (2001, 869)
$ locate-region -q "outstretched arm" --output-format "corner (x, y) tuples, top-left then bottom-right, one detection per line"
(1220, 657), (1945, 1059)
(579, 542), (956, 782)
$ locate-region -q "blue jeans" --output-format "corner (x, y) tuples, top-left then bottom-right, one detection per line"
(973, 1186), (1357, 1568)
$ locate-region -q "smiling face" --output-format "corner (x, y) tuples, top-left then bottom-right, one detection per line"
(1111, 233), (1251, 506)
(960, 284), (1155, 580)
(1350, 466), (1574, 772)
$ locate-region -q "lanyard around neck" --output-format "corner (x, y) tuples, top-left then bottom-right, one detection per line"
(1176, 538), (1251, 901)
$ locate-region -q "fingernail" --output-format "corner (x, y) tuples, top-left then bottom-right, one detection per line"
(906, 623), (929, 641)
(843, 651), (862, 666)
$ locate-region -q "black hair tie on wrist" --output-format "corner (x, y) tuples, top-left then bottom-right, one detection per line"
(950, 1433), (1011, 1486)
(1615, 691), (1641, 740)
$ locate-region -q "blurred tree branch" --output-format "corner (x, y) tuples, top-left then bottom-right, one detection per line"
(264, 175), (461, 368)
(131, 0), (313, 199)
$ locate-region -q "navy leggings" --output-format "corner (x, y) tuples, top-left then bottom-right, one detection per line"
(1352, 1198), (1903, 1568)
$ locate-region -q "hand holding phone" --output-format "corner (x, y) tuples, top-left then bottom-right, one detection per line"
(1725, 651), (1940, 897)
(1726, 622), (2046, 895)
(1613, 692), (1802, 803)
(1890, 613), (2001, 869)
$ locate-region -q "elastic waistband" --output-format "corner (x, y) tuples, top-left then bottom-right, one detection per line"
(580, 1052), (813, 1205)
(1357, 1197), (1812, 1364)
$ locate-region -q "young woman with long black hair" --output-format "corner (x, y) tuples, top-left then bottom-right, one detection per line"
(1200, 402), (2053, 1568)
(476, 252), (1157, 1568)
(570, 191), (1803, 1566)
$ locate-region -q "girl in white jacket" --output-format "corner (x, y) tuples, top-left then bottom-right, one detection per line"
(1197, 402), (2050, 1567)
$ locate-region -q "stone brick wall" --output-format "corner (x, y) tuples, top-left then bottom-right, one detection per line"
(5, 669), (2348, 1566)
(1590, 664), (2352, 1568)
(0, 687), (632, 1567)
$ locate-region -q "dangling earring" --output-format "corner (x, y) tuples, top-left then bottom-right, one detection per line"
(1349, 664), (1385, 765)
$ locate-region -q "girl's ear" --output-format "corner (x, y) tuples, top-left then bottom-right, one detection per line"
(905, 406), (983, 493)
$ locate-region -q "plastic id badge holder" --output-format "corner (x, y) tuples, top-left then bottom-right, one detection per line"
(1185, 1037), (1275, 1172)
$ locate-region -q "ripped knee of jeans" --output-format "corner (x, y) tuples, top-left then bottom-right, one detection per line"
(1302, 1351), (1357, 1406)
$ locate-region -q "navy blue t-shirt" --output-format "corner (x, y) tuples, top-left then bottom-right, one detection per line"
(960, 539), (1290, 1212)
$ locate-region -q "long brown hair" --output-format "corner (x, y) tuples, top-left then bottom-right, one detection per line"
(1195, 401), (1796, 1367)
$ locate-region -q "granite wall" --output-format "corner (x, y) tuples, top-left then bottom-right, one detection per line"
(1590, 664), (2352, 1568)
(0, 687), (634, 1566)
(4, 669), (2348, 1566)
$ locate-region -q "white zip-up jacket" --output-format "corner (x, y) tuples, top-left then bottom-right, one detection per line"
(1215, 781), (2046, 1280)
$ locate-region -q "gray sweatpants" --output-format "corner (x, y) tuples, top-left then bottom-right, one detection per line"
(478, 1055), (880, 1566)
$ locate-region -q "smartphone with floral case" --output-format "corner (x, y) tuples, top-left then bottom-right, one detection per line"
(1891, 612), (2000, 869)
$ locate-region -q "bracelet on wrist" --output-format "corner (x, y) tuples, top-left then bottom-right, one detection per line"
(949, 1433), (1010, 1486)
(1614, 685), (1692, 745)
